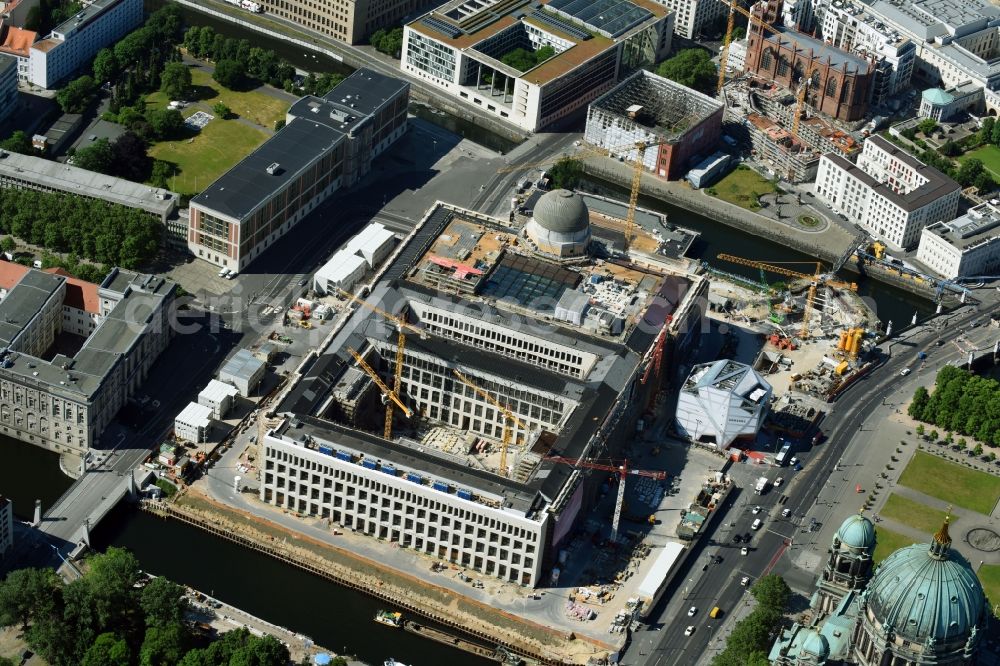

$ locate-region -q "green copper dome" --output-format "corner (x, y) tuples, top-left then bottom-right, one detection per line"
(865, 523), (986, 643)
(921, 88), (954, 105)
(834, 513), (876, 552)
(799, 629), (830, 659)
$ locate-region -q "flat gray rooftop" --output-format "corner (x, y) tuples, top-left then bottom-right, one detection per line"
(0, 151), (177, 220)
(0, 271), (63, 347)
(51, 0), (132, 38)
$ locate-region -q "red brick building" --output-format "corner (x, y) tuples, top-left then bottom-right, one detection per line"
(744, 0), (874, 122)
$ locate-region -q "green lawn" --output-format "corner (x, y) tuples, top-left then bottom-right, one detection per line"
(147, 110), (267, 195)
(958, 144), (1000, 180)
(898, 451), (1000, 515)
(980, 564), (1000, 618)
(707, 166), (776, 210)
(873, 526), (917, 564)
(880, 493), (957, 534)
(188, 68), (289, 128)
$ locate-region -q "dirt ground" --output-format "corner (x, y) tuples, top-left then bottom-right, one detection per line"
(0, 626), (47, 666)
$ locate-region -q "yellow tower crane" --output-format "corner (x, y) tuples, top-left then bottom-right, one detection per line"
(497, 139), (665, 251)
(451, 369), (528, 479)
(337, 288), (425, 439)
(715, 254), (857, 339)
(346, 348), (413, 428)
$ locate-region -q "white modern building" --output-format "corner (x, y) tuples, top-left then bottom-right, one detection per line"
(175, 401), (213, 443)
(27, 0), (143, 89)
(313, 221), (397, 295)
(918, 82), (983, 121)
(401, 0), (673, 132)
(675, 359), (772, 449)
(726, 38), (748, 72)
(916, 203), (1000, 279)
(0, 54), (18, 126)
(655, 0), (722, 39)
(814, 135), (961, 251)
(198, 379), (240, 419)
(345, 222), (396, 269)
(219, 349), (265, 397)
(188, 70), (409, 271)
(0, 495), (12, 559)
(819, 0), (916, 108)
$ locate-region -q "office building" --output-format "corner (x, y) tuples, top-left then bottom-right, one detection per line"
(769, 514), (988, 666)
(188, 69), (409, 271)
(266, 199), (708, 586)
(818, 0), (916, 108)
(584, 69), (724, 181)
(255, 0), (435, 45)
(198, 379), (240, 419)
(0, 266), (175, 454)
(0, 149), (179, 223)
(219, 349), (265, 397)
(916, 203), (1000, 279)
(175, 401), (213, 443)
(0, 53), (17, 126)
(654, 0), (722, 40)
(814, 135), (961, 251)
(674, 359), (772, 449)
(0, 495), (12, 559)
(401, 0), (673, 132)
(27, 0), (143, 89)
(745, 0), (875, 122)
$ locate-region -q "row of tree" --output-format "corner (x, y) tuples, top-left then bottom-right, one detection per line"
(0, 548), (292, 666)
(656, 49), (718, 96)
(711, 575), (791, 666)
(908, 365), (1000, 447)
(0, 188), (161, 269)
(370, 27), (404, 58)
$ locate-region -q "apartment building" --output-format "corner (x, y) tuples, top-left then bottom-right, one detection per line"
(916, 203), (1000, 279)
(0, 53), (17, 126)
(0, 24), (36, 83)
(401, 0), (673, 132)
(258, 0), (434, 45)
(654, 0), (722, 40)
(269, 199), (708, 586)
(819, 0), (916, 107)
(27, 0), (143, 89)
(188, 69), (408, 270)
(0, 266), (175, 454)
(584, 69), (724, 180)
(814, 135), (961, 251)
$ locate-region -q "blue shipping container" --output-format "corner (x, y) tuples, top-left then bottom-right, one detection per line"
(362, 459), (377, 470)
(457, 489), (473, 501)
(382, 465), (396, 475)
(318, 445), (334, 456)
(406, 473), (422, 483)
(335, 451), (352, 462)
(432, 481), (449, 492)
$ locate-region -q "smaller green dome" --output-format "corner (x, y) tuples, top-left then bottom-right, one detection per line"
(799, 629), (830, 659)
(834, 513), (876, 552)
(922, 88), (954, 105)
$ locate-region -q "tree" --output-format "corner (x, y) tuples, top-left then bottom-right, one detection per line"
(147, 108), (185, 140)
(56, 75), (97, 113)
(82, 632), (131, 666)
(917, 118), (938, 135)
(0, 130), (34, 155)
(370, 27), (404, 58)
(549, 157), (583, 189)
(92, 48), (119, 84)
(991, 121), (1000, 146)
(0, 568), (60, 630)
(909, 386), (929, 420)
(212, 102), (232, 119)
(111, 131), (151, 182)
(938, 140), (961, 157)
(150, 160), (177, 188)
(73, 138), (115, 175)
(0, 236), (14, 255)
(656, 48), (717, 95)
(501, 48), (538, 72)
(973, 171), (995, 193)
(141, 577), (187, 628)
(213, 59), (247, 90)
(979, 117), (995, 144)
(916, 423), (925, 437)
(945, 431), (954, 445)
(229, 634), (289, 666)
(973, 442), (983, 456)
(160, 62), (192, 100)
(140, 622), (188, 666)
(731, 26), (746, 41)
(750, 574), (790, 612)
(274, 119), (286, 131)
(955, 158), (985, 187)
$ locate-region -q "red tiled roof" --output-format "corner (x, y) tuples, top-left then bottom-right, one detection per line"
(0, 261), (28, 292)
(0, 26), (37, 57)
(62, 277), (100, 314)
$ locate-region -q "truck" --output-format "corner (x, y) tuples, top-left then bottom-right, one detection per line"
(775, 442), (792, 466)
(754, 476), (770, 494)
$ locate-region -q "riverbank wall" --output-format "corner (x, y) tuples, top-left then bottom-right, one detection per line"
(168, 0), (528, 145)
(582, 159), (950, 304)
(140, 495), (614, 665)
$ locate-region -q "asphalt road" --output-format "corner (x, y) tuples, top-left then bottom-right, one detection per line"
(629, 301), (994, 665)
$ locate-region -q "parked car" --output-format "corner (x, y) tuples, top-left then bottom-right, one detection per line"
(684, 626), (695, 637)
(752, 505), (762, 514)
(900, 368), (911, 376)
(741, 576), (751, 586)
(688, 606), (697, 617)
(774, 477), (783, 487)
(782, 508), (792, 518)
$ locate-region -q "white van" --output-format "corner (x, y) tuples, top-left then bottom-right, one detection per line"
(751, 518), (763, 530)
(218, 267), (230, 278)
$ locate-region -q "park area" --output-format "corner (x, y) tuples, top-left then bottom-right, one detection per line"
(958, 144), (1000, 180)
(144, 68), (287, 195)
(706, 166), (776, 210)
(873, 526), (916, 564)
(898, 451), (1000, 515)
(881, 493), (958, 534)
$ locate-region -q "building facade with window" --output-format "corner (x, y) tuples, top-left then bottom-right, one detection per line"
(401, 0), (672, 132)
(27, 0), (142, 89)
(653, 0), (722, 39)
(916, 202), (1000, 279)
(0, 53), (18, 126)
(0, 266), (175, 454)
(255, 0), (435, 45)
(188, 69), (408, 270)
(814, 135), (960, 251)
